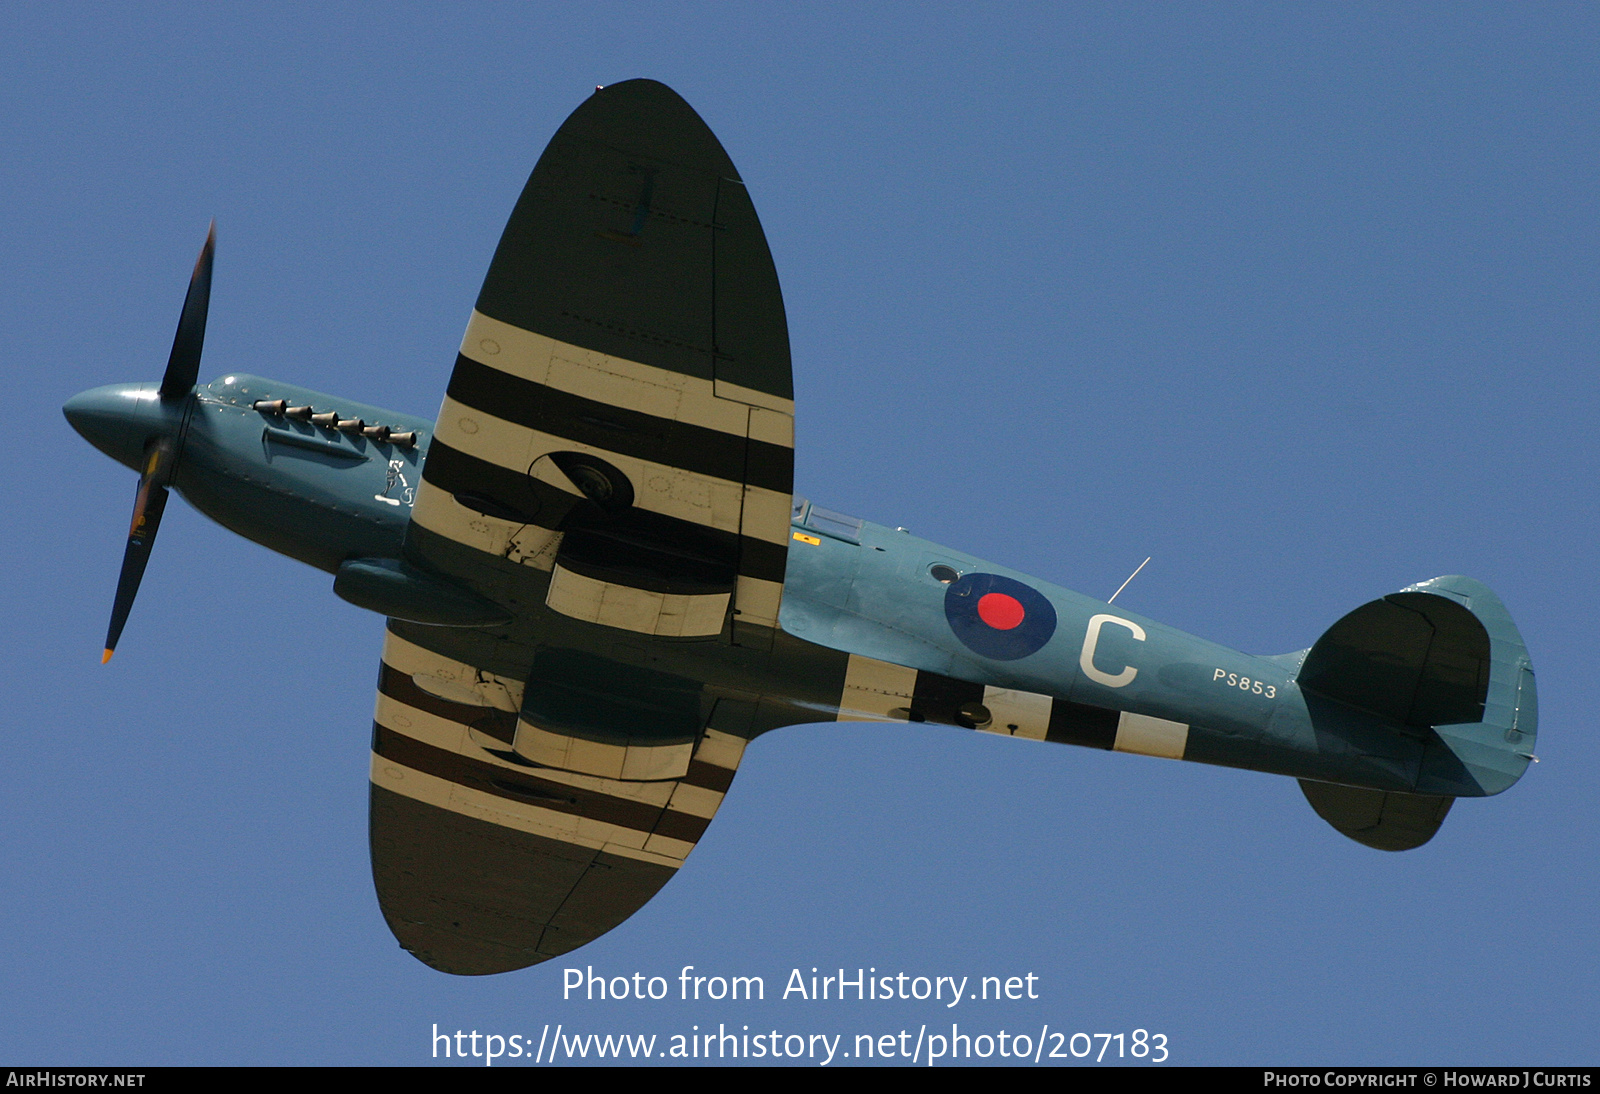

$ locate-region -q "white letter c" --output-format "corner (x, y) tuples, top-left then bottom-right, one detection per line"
(1080, 614), (1146, 688)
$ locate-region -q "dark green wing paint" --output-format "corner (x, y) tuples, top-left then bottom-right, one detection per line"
(370, 785), (677, 975)
(477, 79), (792, 400)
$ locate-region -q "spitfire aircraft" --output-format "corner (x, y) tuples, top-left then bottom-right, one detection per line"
(64, 80), (1538, 976)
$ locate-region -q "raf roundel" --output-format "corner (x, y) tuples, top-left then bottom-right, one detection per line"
(944, 573), (1058, 660)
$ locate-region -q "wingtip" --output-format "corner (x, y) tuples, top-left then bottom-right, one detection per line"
(101, 648), (114, 664)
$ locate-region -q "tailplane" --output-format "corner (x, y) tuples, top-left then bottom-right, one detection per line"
(1295, 576), (1537, 848)
(1297, 781), (1453, 851)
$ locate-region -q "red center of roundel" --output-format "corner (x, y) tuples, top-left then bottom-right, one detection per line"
(977, 592), (1026, 630)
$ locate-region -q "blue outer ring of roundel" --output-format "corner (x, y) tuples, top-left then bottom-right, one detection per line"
(944, 572), (1058, 661)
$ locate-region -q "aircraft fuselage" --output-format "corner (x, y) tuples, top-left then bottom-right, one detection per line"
(66, 372), (1527, 807)
(67, 374), (427, 571)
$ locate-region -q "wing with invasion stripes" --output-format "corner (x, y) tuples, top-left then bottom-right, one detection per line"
(368, 80), (793, 974)
(406, 78), (793, 644)
(371, 629), (745, 974)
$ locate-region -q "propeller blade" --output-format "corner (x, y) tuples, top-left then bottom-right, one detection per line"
(102, 441), (174, 663)
(158, 222), (215, 401)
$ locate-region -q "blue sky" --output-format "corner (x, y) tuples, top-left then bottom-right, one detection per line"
(3, 4), (1596, 1065)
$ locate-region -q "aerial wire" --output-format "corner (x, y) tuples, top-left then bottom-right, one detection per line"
(1107, 557), (1151, 605)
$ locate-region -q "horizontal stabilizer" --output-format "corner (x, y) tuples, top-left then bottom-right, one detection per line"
(1298, 779), (1453, 851)
(1299, 588), (1489, 728)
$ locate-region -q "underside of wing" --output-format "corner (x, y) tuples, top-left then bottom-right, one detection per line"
(408, 79), (794, 645)
(369, 627), (746, 975)
(369, 80), (794, 974)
